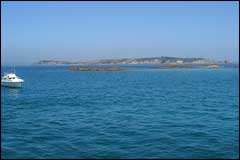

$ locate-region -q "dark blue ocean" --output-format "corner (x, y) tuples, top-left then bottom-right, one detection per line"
(1, 65), (239, 159)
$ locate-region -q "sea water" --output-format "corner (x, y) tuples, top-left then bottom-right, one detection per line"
(1, 66), (239, 158)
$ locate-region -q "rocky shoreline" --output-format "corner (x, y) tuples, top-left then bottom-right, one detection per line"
(69, 66), (129, 71)
(152, 64), (221, 69)
(68, 65), (225, 71)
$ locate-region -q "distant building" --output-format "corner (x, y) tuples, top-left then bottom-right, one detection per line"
(176, 60), (183, 64)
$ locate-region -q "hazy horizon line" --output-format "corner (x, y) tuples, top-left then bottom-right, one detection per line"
(1, 55), (239, 67)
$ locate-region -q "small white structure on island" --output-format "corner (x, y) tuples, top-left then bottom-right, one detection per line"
(176, 60), (183, 64)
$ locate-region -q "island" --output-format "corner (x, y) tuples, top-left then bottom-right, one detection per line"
(69, 64), (223, 71)
(69, 66), (130, 71)
(37, 56), (216, 65)
(36, 57), (238, 71)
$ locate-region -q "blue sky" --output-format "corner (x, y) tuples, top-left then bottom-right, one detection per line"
(1, 1), (239, 65)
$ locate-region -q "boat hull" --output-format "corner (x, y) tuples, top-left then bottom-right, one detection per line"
(1, 81), (23, 88)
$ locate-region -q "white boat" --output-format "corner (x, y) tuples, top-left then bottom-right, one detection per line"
(1, 72), (24, 88)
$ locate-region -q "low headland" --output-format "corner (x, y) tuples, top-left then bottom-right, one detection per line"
(37, 56), (217, 65)
(36, 57), (238, 71)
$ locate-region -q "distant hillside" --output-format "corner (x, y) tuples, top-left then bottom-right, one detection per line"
(37, 57), (216, 65)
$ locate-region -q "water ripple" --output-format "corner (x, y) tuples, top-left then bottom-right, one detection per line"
(1, 66), (239, 158)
